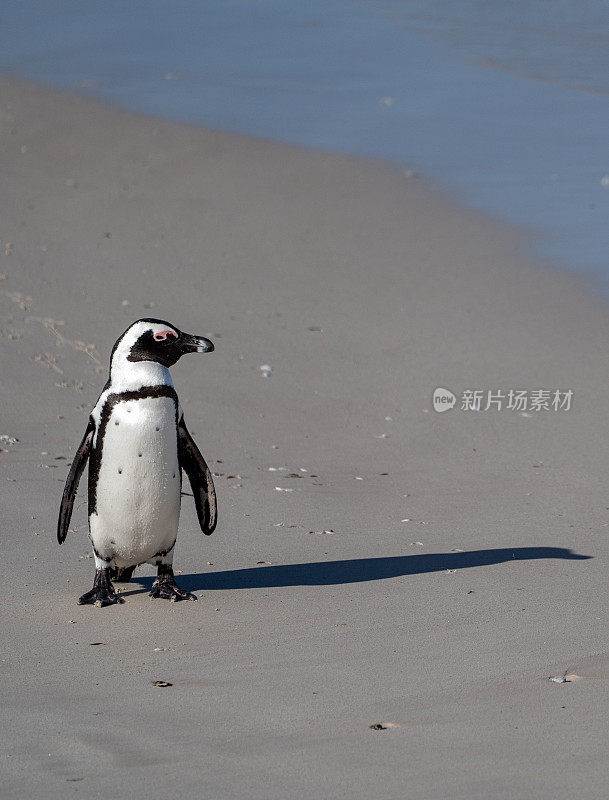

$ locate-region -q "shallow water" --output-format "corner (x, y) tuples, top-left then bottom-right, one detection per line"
(2, 0), (608, 282)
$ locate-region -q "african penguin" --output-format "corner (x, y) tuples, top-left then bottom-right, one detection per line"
(57, 318), (217, 606)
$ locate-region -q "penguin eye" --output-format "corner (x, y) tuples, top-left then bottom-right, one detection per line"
(153, 330), (178, 342)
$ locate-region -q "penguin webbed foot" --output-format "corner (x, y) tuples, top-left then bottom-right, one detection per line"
(149, 566), (196, 602)
(78, 567), (124, 607)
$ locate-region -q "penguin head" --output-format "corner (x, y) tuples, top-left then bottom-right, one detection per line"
(111, 319), (214, 373)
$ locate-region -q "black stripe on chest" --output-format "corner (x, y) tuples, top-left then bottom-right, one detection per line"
(88, 385), (179, 515)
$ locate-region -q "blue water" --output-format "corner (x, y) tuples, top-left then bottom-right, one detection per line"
(2, 0), (609, 281)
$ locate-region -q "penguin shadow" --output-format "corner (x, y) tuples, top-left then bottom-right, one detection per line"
(130, 546), (590, 594)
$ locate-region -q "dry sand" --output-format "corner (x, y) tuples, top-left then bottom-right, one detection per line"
(1, 74), (609, 799)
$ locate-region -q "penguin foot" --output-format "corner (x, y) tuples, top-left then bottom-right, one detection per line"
(111, 565), (135, 582)
(78, 567), (124, 607)
(149, 566), (196, 602)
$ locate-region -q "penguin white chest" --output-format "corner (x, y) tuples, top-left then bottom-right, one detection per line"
(90, 396), (181, 566)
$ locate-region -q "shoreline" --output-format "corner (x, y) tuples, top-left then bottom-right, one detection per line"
(3, 0), (609, 282)
(2, 74), (609, 799)
(3, 0), (609, 284)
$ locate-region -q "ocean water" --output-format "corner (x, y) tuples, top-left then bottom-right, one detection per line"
(2, 0), (609, 282)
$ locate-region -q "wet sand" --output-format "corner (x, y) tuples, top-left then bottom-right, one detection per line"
(1, 74), (609, 799)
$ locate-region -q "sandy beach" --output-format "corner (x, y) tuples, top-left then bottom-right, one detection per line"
(2, 74), (609, 798)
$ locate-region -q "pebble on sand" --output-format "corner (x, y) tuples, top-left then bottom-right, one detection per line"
(370, 722), (400, 730)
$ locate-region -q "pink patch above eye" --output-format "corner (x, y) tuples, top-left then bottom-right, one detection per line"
(153, 330), (178, 342)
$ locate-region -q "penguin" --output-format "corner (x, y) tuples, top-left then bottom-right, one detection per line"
(57, 318), (217, 606)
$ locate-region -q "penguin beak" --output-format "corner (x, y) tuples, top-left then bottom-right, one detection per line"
(181, 333), (214, 354)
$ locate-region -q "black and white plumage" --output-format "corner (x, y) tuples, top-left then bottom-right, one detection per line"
(57, 318), (217, 606)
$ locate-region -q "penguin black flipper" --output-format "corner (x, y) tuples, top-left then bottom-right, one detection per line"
(57, 417), (95, 544)
(177, 416), (217, 535)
